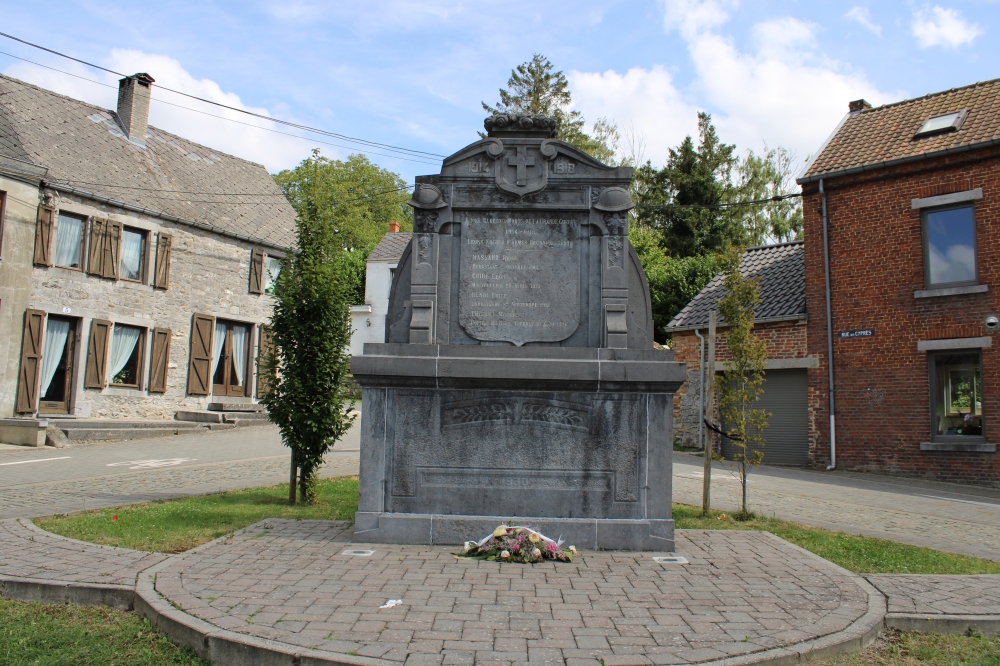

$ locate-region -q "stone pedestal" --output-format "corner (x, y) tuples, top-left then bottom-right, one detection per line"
(351, 113), (687, 551)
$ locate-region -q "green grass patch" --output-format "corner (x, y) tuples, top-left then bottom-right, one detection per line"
(36, 477), (359, 553)
(0, 597), (209, 665)
(673, 503), (1000, 574)
(824, 629), (1000, 666)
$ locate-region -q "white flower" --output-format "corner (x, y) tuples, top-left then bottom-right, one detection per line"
(531, 548), (542, 558)
(463, 541), (475, 552)
(500, 550), (510, 559)
(569, 545), (577, 554)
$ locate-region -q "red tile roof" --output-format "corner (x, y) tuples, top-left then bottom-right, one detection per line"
(800, 78), (1000, 183)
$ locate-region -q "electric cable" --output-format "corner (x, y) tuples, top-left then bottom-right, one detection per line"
(0, 31), (447, 161)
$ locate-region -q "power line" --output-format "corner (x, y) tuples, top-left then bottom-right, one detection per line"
(636, 192), (802, 211)
(0, 50), (440, 167)
(0, 31), (447, 161)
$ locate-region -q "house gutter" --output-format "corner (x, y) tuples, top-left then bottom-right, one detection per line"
(820, 179), (836, 470)
(42, 181), (289, 254)
(694, 328), (706, 452)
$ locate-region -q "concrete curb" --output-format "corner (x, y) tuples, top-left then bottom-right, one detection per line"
(886, 613), (1000, 637)
(0, 574), (134, 610)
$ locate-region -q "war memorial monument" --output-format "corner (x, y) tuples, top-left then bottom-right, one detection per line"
(351, 114), (686, 551)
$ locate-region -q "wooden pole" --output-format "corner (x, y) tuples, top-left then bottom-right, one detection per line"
(289, 449), (297, 505)
(702, 310), (717, 515)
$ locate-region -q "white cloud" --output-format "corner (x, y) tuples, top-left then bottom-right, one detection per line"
(3, 50), (316, 171)
(584, 0), (899, 169)
(912, 6), (983, 49)
(845, 6), (881, 36)
(569, 66), (699, 163)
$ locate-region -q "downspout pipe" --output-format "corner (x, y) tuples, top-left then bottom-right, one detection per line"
(820, 179), (837, 470)
(694, 328), (706, 452)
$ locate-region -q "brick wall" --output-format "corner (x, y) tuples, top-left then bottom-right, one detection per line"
(802, 146), (1000, 487)
(671, 320), (817, 449)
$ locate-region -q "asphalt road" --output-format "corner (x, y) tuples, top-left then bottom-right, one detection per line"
(2, 423), (998, 561)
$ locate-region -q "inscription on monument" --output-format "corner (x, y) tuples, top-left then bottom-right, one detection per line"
(458, 211), (581, 345)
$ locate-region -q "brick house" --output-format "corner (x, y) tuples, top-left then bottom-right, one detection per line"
(665, 242), (819, 464)
(796, 80), (1000, 486)
(0, 72), (295, 441)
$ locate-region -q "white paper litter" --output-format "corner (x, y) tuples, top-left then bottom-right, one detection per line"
(380, 599), (403, 609)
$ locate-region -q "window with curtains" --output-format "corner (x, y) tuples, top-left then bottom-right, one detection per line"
(930, 351), (984, 440)
(109, 324), (146, 388)
(54, 212), (85, 269)
(120, 227), (147, 282)
(263, 255), (282, 294)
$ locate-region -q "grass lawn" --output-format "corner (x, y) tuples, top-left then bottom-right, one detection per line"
(671, 503), (1000, 574)
(0, 597), (209, 666)
(824, 630), (1000, 666)
(35, 477), (358, 553)
(36, 477), (1000, 574)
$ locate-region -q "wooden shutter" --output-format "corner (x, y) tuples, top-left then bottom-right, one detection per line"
(33, 206), (54, 267)
(153, 233), (172, 289)
(103, 220), (122, 279)
(87, 217), (105, 276)
(256, 325), (275, 398)
(15, 309), (46, 413)
(84, 319), (112, 389)
(249, 249), (264, 294)
(148, 328), (171, 393)
(186, 314), (215, 395)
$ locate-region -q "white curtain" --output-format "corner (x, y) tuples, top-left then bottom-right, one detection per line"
(231, 325), (248, 385)
(39, 319), (71, 397)
(212, 321), (227, 378)
(264, 257), (282, 293)
(54, 216), (82, 267)
(120, 230), (143, 280)
(109, 325), (141, 379)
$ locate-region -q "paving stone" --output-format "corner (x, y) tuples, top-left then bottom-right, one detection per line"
(866, 574), (1000, 615)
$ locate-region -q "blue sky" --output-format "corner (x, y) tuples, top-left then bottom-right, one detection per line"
(1, 1), (997, 183)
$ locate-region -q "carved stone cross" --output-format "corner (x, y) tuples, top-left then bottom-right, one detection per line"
(507, 146), (535, 186)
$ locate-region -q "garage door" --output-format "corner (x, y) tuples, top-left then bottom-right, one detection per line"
(721, 369), (809, 466)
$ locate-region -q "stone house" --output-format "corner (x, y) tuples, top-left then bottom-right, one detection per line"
(0, 72), (295, 440)
(348, 226), (411, 356)
(665, 242), (819, 465)
(796, 79), (1000, 486)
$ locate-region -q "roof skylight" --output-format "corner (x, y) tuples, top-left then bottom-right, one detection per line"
(915, 110), (967, 138)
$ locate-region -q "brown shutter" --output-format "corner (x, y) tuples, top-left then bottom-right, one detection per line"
(256, 325), (275, 398)
(84, 319), (112, 389)
(103, 220), (122, 279)
(186, 314), (215, 395)
(249, 249), (264, 294)
(33, 206), (54, 267)
(148, 327), (171, 393)
(15, 309), (46, 413)
(87, 217), (105, 276)
(153, 233), (172, 289)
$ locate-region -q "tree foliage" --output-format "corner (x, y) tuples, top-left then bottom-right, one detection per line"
(262, 159), (358, 504)
(633, 113), (802, 257)
(483, 54), (619, 163)
(274, 151), (412, 252)
(273, 150), (411, 303)
(631, 227), (717, 344)
(715, 245), (770, 517)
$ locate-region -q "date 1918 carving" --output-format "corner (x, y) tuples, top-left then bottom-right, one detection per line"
(458, 212), (581, 345)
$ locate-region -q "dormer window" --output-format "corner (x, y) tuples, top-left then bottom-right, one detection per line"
(915, 110), (967, 138)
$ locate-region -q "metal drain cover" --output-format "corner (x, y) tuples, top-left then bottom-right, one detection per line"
(652, 555), (689, 564)
(342, 549), (375, 556)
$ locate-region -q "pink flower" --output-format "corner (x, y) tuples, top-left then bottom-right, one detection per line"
(546, 542), (556, 552)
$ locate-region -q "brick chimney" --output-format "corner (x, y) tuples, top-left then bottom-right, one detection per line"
(389, 221), (400, 233)
(117, 73), (155, 145)
(848, 99), (871, 113)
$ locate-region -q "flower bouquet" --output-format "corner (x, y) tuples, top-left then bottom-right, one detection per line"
(457, 524), (576, 563)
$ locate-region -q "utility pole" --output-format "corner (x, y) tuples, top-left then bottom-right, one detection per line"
(702, 310), (717, 515)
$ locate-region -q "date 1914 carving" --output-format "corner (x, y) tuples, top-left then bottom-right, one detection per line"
(458, 212), (581, 345)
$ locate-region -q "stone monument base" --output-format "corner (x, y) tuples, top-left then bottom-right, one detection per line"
(354, 513), (675, 551)
(352, 345), (685, 552)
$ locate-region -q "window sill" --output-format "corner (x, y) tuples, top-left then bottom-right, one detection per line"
(914, 284), (989, 299)
(920, 441), (996, 453)
(103, 387), (146, 397)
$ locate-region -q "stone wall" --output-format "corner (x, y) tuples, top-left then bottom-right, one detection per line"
(0, 176), (40, 418)
(9, 187), (280, 420)
(802, 147), (1000, 486)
